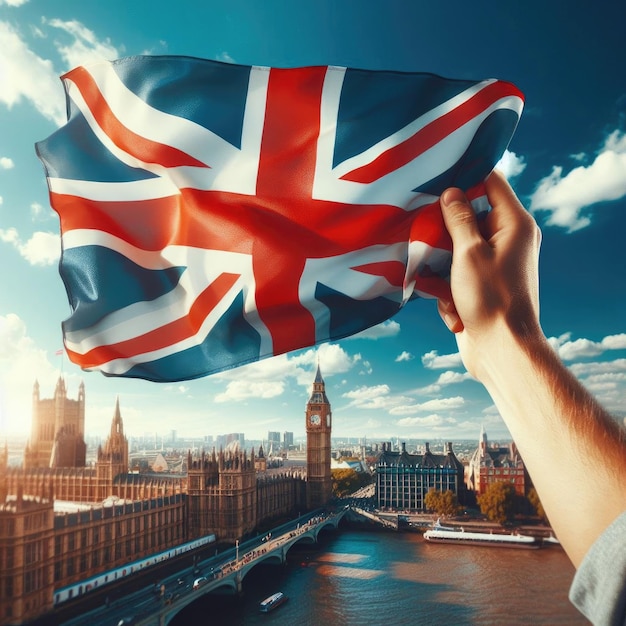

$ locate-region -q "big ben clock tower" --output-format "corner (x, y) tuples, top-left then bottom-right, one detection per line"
(306, 364), (332, 508)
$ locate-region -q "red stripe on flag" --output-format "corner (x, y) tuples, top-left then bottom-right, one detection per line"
(66, 66), (210, 170)
(341, 81), (523, 184)
(352, 261), (406, 288)
(67, 272), (240, 369)
(251, 67), (328, 355)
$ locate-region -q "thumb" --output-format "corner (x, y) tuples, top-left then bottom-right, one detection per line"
(439, 187), (482, 247)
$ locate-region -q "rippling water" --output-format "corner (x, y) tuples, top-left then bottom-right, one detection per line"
(172, 528), (588, 625)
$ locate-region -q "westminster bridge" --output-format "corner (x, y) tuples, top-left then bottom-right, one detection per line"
(61, 507), (348, 626)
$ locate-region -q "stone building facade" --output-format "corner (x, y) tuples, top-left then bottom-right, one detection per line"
(0, 488), (55, 625)
(465, 427), (527, 496)
(24, 378), (86, 470)
(0, 373), (325, 624)
(305, 365), (333, 509)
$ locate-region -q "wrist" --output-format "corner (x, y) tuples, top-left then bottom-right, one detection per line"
(462, 314), (547, 391)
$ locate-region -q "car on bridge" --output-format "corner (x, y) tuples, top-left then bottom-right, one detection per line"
(193, 576), (209, 590)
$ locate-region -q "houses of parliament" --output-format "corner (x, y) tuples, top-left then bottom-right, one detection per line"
(0, 367), (333, 625)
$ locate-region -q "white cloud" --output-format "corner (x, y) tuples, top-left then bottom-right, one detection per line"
(495, 149), (526, 179)
(435, 370), (473, 385)
(216, 51), (235, 64)
(530, 130), (626, 231)
(211, 343), (361, 404)
(583, 372), (626, 393)
(0, 314), (63, 435)
(30, 202), (50, 220)
(0, 227), (19, 244)
(343, 384), (390, 401)
(602, 334), (626, 350)
(415, 370), (474, 396)
(1, 228), (60, 265)
(341, 384), (414, 411)
(560, 354), (626, 417)
(349, 320), (400, 340)
(550, 332), (626, 361)
(569, 358), (626, 377)
(215, 380), (285, 403)
(0, 21), (64, 124)
(0, 18), (120, 126)
(359, 359), (373, 375)
(19, 231), (60, 265)
(0, 156), (14, 169)
(0, 0), (29, 6)
(388, 395), (465, 416)
(45, 18), (119, 70)
(396, 413), (457, 427)
(421, 349), (463, 370)
(395, 351), (413, 362)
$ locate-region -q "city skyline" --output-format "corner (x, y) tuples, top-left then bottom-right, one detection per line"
(1, 1), (625, 442)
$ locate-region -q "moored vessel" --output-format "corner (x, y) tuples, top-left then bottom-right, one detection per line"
(423, 526), (540, 549)
(259, 591), (288, 612)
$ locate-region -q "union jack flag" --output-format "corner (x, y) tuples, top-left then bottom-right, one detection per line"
(36, 56), (523, 382)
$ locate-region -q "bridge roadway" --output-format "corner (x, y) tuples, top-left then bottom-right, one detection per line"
(62, 507), (347, 626)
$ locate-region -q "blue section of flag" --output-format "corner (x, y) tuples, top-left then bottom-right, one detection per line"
(315, 283), (401, 340)
(112, 56), (252, 149)
(413, 108), (520, 195)
(62, 247), (185, 332)
(335, 70), (477, 167)
(39, 107), (157, 183)
(122, 291), (262, 382)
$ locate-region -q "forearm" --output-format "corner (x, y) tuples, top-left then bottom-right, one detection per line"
(475, 319), (626, 567)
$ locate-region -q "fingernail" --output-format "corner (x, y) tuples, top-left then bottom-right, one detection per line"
(441, 188), (467, 206)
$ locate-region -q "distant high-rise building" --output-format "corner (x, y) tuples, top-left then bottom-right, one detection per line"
(268, 431), (281, 451)
(283, 431), (294, 449)
(216, 433), (245, 449)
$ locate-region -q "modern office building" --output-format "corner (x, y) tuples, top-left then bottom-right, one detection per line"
(376, 441), (466, 510)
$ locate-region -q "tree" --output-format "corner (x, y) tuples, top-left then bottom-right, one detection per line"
(424, 488), (461, 517)
(331, 468), (360, 497)
(527, 487), (547, 521)
(477, 481), (517, 524)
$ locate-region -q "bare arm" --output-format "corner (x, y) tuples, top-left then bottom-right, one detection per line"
(438, 171), (626, 567)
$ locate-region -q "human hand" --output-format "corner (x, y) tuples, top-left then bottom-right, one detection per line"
(437, 170), (542, 380)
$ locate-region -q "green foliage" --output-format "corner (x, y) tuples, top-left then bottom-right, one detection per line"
(477, 481), (517, 524)
(527, 487), (547, 521)
(424, 488), (461, 517)
(331, 468), (360, 497)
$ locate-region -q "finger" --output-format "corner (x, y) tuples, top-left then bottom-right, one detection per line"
(437, 298), (464, 333)
(487, 170), (541, 240)
(439, 187), (483, 248)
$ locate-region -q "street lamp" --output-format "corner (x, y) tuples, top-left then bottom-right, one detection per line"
(236, 539), (239, 564)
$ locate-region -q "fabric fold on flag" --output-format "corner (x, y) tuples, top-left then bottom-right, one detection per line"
(35, 55), (524, 382)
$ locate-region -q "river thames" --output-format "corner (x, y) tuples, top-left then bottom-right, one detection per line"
(172, 527), (588, 625)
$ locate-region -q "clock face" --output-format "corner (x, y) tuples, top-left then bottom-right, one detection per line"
(310, 414), (321, 426)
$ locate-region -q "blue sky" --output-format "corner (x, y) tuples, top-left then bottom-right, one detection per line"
(1, 0), (625, 444)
